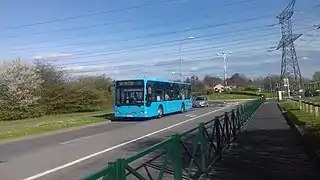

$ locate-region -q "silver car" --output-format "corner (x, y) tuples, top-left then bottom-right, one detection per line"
(193, 96), (209, 107)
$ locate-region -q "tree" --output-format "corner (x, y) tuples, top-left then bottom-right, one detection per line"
(77, 74), (113, 92)
(203, 75), (222, 86)
(262, 75), (281, 92)
(228, 73), (249, 87)
(312, 71), (320, 81)
(185, 77), (191, 83)
(187, 75), (205, 92)
(35, 61), (71, 115)
(0, 59), (43, 120)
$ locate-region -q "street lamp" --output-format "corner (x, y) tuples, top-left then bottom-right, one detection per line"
(179, 36), (194, 82)
(217, 52), (232, 87)
(172, 71), (182, 82)
(267, 74), (273, 93)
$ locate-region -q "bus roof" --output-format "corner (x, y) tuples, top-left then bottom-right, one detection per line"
(115, 77), (191, 85)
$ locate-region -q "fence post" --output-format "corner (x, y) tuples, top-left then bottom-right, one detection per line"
(224, 112), (230, 144)
(107, 162), (117, 180)
(305, 103), (308, 112)
(231, 109), (237, 139)
(236, 107), (241, 130)
(299, 99), (302, 110)
(310, 104), (313, 113)
(116, 159), (126, 180)
(168, 134), (183, 180)
(240, 105), (245, 123)
(315, 106), (319, 117)
(198, 123), (207, 172)
(214, 117), (222, 160)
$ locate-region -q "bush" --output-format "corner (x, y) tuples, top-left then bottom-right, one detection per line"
(230, 91), (260, 96)
(243, 87), (259, 92)
(0, 60), (114, 121)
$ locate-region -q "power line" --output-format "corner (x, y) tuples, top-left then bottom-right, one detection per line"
(6, 2), (272, 45)
(56, 27), (314, 69)
(26, 23), (274, 57)
(57, 31), (282, 66)
(1, 0), (177, 30)
(2, 0), (256, 31)
(4, 1), (267, 39)
(63, 50), (278, 74)
(40, 23), (314, 64)
(11, 14), (278, 56)
(11, 14), (317, 56)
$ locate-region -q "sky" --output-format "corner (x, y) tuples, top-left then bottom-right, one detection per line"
(0, 0), (319, 80)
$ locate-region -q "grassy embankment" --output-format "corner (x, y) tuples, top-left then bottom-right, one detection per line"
(0, 109), (112, 141)
(207, 91), (273, 100)
(281, 102), (320, 152)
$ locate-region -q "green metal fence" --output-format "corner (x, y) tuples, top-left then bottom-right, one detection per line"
(83, 98), (264, 180)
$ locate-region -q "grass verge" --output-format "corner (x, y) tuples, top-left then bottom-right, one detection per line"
(0, 109), (111, 126)
(312, 100), (320, 104)
(207, 93), (258, 100)
(281, 102), (320, 153)
(0, 116), (108, 141)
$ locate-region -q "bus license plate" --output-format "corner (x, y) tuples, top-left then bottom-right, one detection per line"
(126, 115), (133, 117)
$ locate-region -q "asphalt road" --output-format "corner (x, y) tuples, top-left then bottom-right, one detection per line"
(0, 102), (240, 180)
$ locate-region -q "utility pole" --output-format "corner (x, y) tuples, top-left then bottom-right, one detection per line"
(217, 52), (231, 87)
(268, 76), (273, 92)
(276, 0), (303, 95)
(179, 36), (194, 82)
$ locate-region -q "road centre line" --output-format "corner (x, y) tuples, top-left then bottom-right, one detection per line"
(60, 133), (103, 145)
(23, 105), (233, 180)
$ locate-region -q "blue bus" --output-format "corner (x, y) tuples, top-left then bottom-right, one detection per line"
(114, 78), (192, 119)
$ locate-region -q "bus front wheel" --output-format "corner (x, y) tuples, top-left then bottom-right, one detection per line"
(157, 106), (163, 118)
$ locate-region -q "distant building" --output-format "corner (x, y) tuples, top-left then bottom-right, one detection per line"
(214, 84), (224, 92)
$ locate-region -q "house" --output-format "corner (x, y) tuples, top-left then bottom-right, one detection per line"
(214, 84), (224, 92)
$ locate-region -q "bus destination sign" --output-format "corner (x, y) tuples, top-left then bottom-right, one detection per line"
(118, 80), (143, 86)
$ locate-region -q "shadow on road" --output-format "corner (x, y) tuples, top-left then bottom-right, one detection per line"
(207, 128), (320, 180)
(93, 113), (115, 121)
(118, 126), (320, 180)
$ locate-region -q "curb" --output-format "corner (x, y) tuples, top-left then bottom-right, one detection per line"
(277, 103), (320, 169)
(0, 120), (111, 144)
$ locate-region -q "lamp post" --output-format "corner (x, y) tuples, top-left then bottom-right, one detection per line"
(171, 71), (182, 82)
(179, 36), (194, 82)
(268, 74), (273, 92)
(217, 52), (231, 87)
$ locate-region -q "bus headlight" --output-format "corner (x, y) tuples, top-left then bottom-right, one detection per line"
(141, 111), (147, 114)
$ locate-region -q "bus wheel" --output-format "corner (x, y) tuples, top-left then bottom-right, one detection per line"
(157, 106), (163, 118)
(181, 103), (185, 113)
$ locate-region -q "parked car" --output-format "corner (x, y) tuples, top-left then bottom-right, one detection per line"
(193, 96), (209, 108)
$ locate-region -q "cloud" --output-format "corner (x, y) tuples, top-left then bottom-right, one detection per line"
(61, 66), (84, 71)
(33, 52), (73, 60)
(301, 56), (310, 61)
(61, 47), (320, 80)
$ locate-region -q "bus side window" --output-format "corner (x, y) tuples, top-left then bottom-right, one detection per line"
(146, 82), (153, 106)
(187, 85), (192, 99)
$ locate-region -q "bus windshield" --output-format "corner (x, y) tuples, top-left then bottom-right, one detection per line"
(116, 80), (144, 106)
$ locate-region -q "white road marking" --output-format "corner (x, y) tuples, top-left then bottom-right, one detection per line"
(185, 113), (197, 117)
(23, 105), (233, 180)
(60, 133), (102, 145)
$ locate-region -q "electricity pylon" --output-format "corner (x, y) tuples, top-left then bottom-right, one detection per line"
(276, 0), (303, 93)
